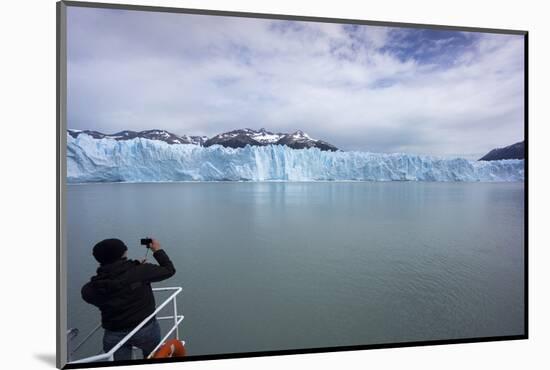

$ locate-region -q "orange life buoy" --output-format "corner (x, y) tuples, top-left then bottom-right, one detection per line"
(152, 339), (186, 358)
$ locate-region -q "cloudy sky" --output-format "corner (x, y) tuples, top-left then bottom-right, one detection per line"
(67, 7), (524, 159)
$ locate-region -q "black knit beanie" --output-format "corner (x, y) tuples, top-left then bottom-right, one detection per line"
(93, 238), (128, 265)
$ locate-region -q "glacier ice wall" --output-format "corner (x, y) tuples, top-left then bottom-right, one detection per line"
(67, 134), (524, 183)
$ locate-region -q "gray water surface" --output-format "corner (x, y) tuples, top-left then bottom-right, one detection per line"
(67, 182), (524, 359)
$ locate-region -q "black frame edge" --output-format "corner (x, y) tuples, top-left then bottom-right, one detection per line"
(62, 334), (527, 369)
(523, 32), (529, 339)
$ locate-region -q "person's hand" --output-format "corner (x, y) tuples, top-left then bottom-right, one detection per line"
(149, 238), (162, 252)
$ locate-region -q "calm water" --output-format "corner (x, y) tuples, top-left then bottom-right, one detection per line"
(67, 182), (524, 359)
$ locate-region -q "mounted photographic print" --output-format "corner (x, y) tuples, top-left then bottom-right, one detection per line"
(56, 1), (527, 368)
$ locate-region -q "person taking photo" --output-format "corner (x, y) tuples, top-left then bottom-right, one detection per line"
(81, 238), (176, 360)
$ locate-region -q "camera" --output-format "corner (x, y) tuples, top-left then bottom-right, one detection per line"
(140, 238), (153, 247)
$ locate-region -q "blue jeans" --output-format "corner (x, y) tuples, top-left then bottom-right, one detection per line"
(103, 318), (161, 361)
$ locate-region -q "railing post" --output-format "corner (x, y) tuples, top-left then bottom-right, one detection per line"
(69, 287), (183, 364)
(173, 295), (179, 339)
(66, 328), (79, 362)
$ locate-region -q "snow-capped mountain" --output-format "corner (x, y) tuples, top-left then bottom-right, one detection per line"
(204, 128), (339, 151)
(67, 132), (524, 183)
(276, 130), (338, 151)
(67, 129), (207, 146)
(67, 128), (337, 151)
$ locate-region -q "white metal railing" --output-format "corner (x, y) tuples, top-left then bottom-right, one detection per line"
(68, 286), (184, 364)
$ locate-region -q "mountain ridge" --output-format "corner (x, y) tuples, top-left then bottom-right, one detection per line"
(479, 141), (524, 161)
(67, 129), (208, 146)
(68, 128), (339, 151)
(203, 128), (338, 151)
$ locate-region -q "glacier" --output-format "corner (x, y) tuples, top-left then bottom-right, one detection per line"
(67, 133), (524, 183)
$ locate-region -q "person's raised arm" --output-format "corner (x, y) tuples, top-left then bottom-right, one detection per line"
(135, 239), (176, 283)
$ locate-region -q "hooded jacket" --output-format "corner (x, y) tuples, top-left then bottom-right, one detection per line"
(81, 249), (176, 331)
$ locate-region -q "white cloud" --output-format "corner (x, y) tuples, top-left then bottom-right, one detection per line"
(67, 7), (525, 159)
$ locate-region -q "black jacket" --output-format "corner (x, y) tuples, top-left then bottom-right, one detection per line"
(81, 249), (176, 331)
